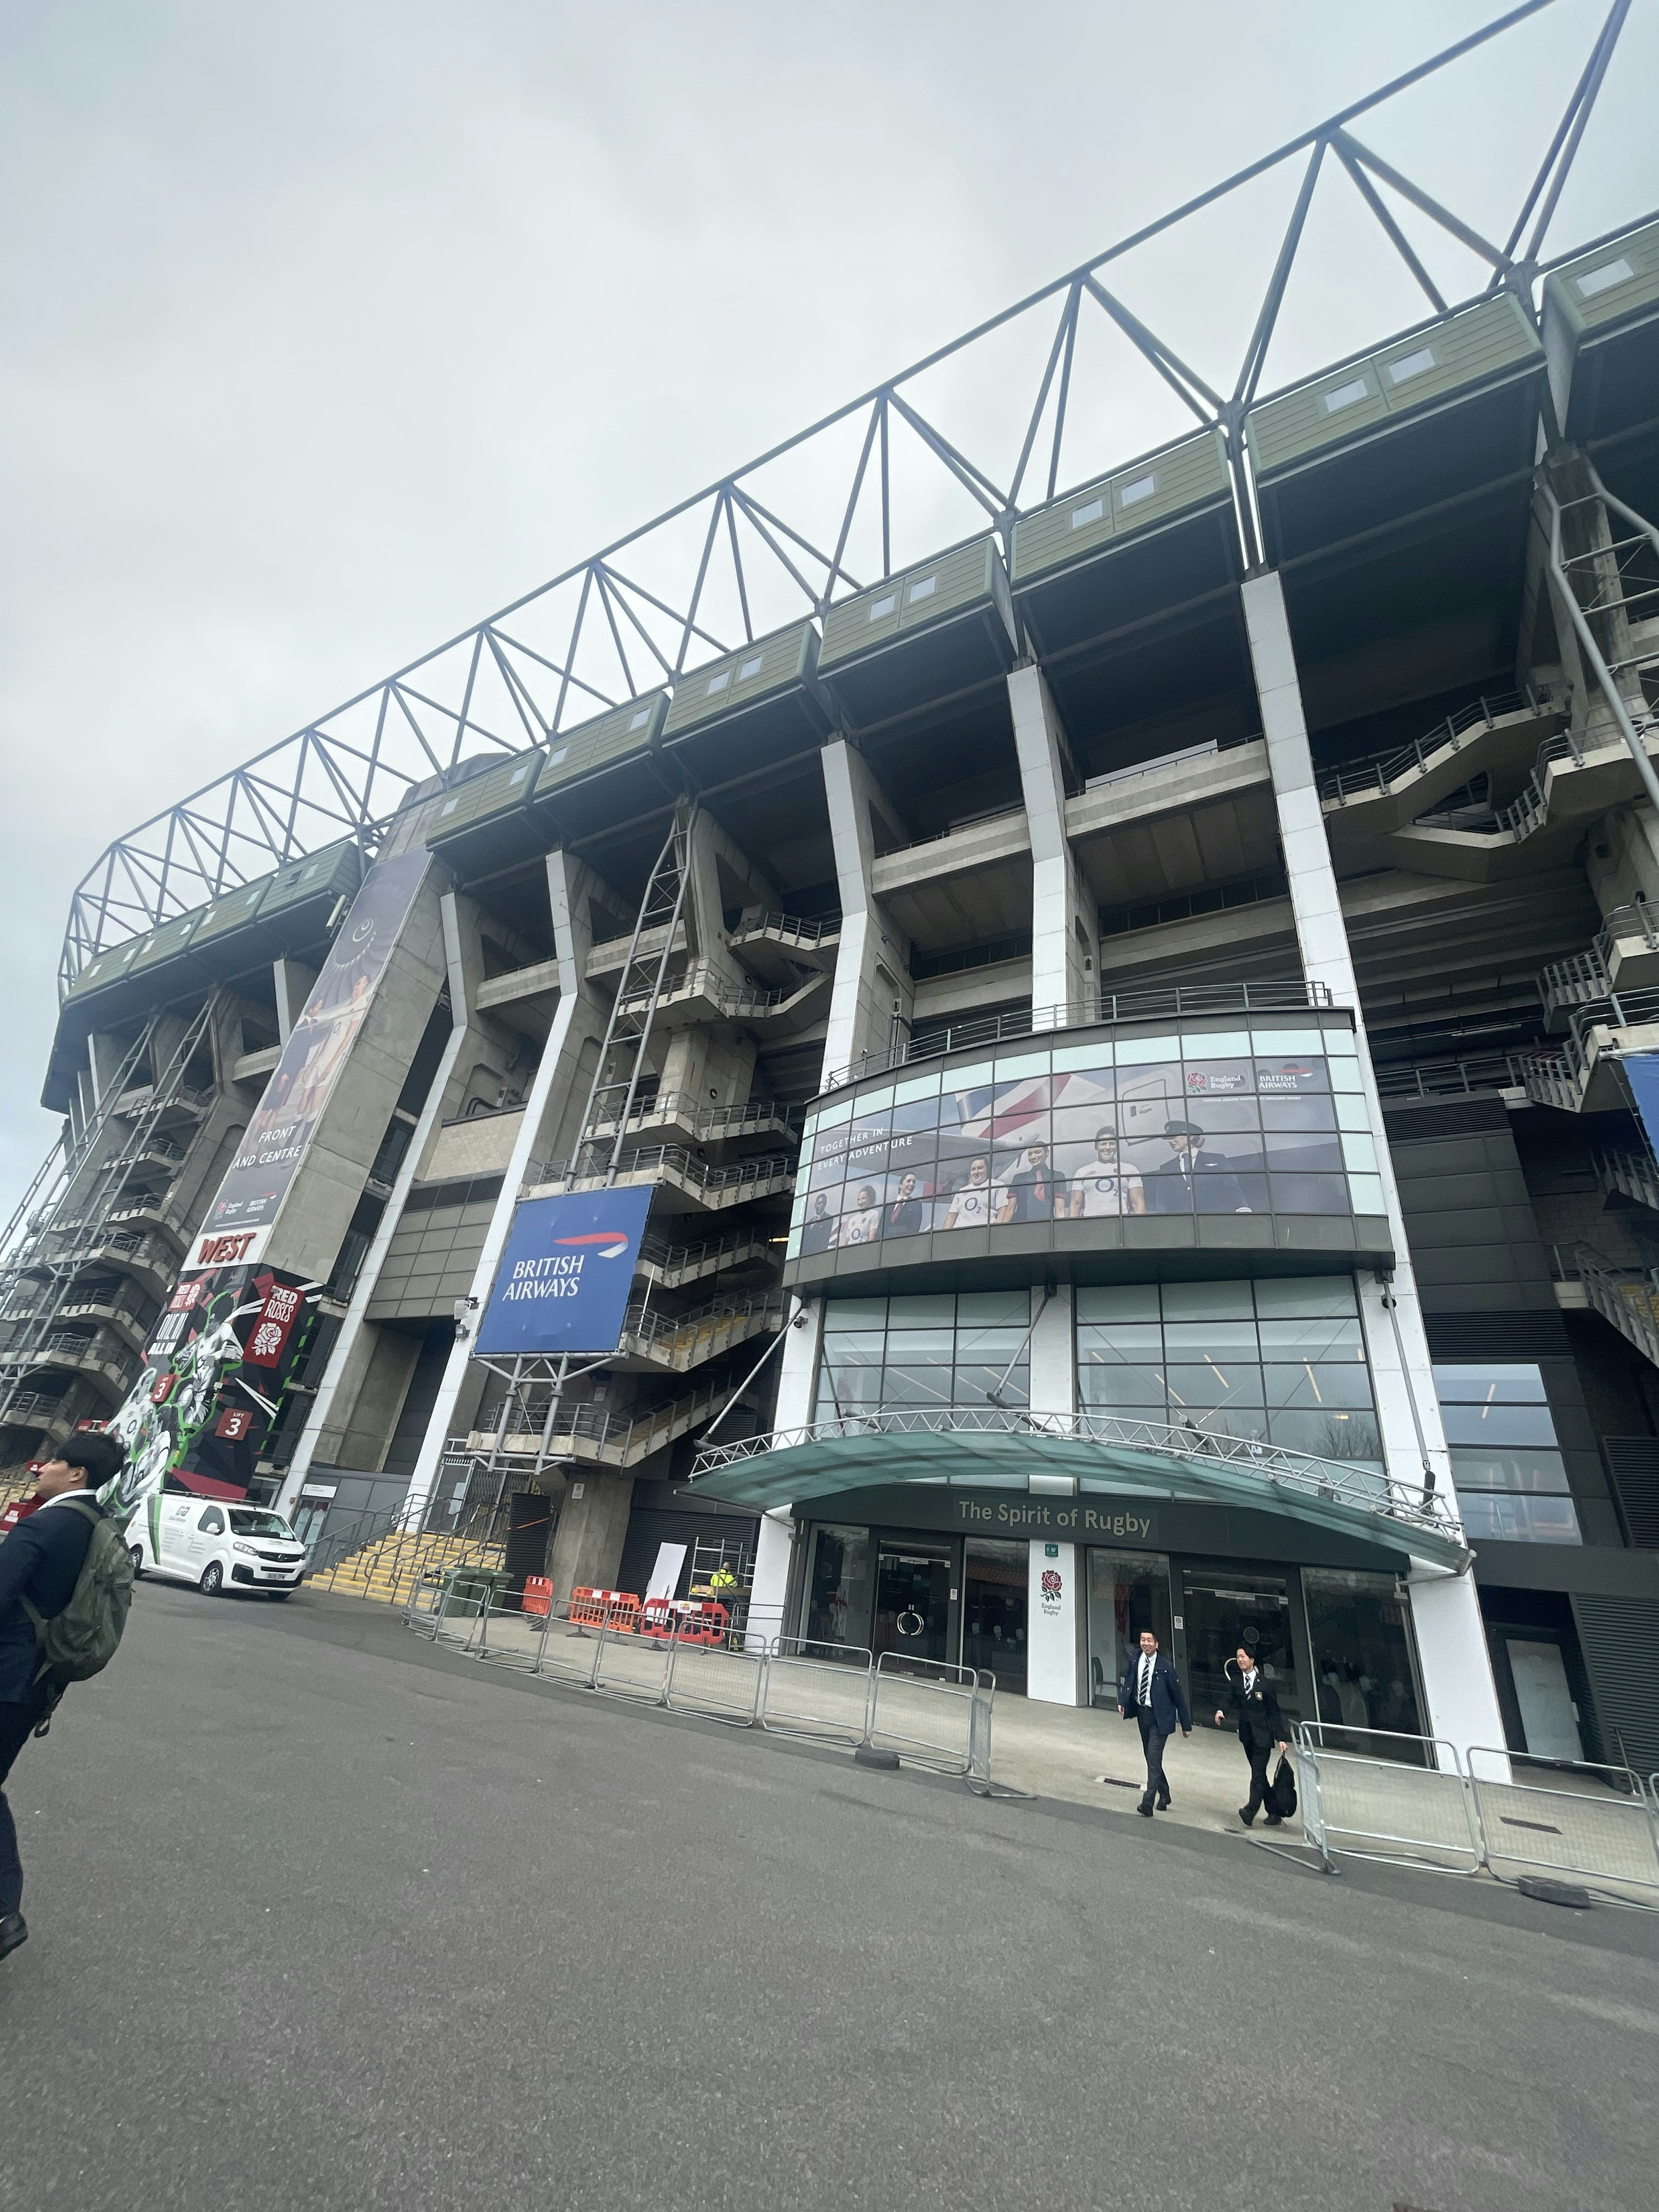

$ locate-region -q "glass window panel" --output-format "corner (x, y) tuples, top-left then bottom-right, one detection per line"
(1334, 1092), (1372, 1131)
(1269, 1408), (1382, 1460)
(1169, 1094), (1259, 1132)
(1062, 1138), (1145, 1217)
(1458, 1492), (1581, 1544)
(1195, 1172), (1269, 1214)
(1249, 1028), (1325, 1056)
(805, 1525), (872, 1650)
(1076, 1325), (1165, 1364)
(819, 1363), (884, 1414)
(1181, 1403), (1271, 1445)
(1339, 1132), (1379, 1174)
(1258, 1316), (1364, 1356)
(1112, 1067), (1184, 1134)
(815, 1096), (853, 1128)
(1075, 1285), (1160, 1322)
(785, 1227), (801, 1259)
(956, 1290), (1031, 1326)
(1161, 1281), (1254, 1320)
(1431, 1364), (1547, 1402)
(1259, 1094), (1338, 1131)
(1178, 1030), (1252, 1061)
(1087, 1552), (1173, 1709)
(890, 1095), (941, 1136)
(885, 1294), (957, 1330)
(1163, 1362), (1266, 1411)
(1180, 1058), (1256, 1100)
(1162, 1319), (1260, 1355)
(1303, 1567), (1423, 1742)
(1255, 1057), (1331, 1097)
(823, 1301), (887, 1332)
(893, 1068), (942, 1102)
(1440, 1402), (1559, 1447)
(1263, 1131), (1344, 1173)
(993, 1053), (1051, 1084)
(1449, 1446), (1569, 1492)
(879, 1172), (931, 1235)
(954, 1362), (1028, 1407)
(937, 1161), (998, 1229)
(1347, 1175), (1387, 1216)
(944, 1059), (994, 1094)
(879, 1364), (958, 1408)
(1329, 1061), (1366, 1093)
(796, 1133), (815, 1169)
(798, 1196), (841, 1255)
(1262, 1360), (1376, 1410)
(1078, 1363), (1169, 1407)
(1269, 1173), (1351, 1215)
(1051, 1043), (1114, 1075)
(955, 1328), (1030, 1368)
(1254, 1277), (1358, 1318)
(1115, 1035), (1180, 1066)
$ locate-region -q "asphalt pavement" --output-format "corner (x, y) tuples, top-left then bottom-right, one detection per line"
(3, 1575), (1656, 2212)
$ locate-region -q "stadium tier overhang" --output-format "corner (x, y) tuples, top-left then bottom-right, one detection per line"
(687, 1426), (1470, 1573)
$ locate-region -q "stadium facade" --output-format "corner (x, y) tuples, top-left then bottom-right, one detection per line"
(3, 14), (1658, 1770)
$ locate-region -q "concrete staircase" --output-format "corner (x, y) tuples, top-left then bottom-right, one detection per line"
(308, 1526), (505, 1609)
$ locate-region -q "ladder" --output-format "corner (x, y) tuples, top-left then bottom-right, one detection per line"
(0, 993), (221, 1436)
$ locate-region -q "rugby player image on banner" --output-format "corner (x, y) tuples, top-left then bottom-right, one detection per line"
(190, 848), (431, 1268)
(102, 1267), (319, 1520)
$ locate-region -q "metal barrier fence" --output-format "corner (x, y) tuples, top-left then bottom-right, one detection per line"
(410, 1574), (993, 1783)
(1293, 1726), (1659, 1906)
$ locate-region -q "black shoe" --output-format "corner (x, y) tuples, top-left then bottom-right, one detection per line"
(0, 1913), (26, 1961)
(1138, 1795), (1155, 1817)
(1238, 1805), (1257, 1827)
(1264, 1814), (1284, 1828)
(1157, 1793), (1171, 1810)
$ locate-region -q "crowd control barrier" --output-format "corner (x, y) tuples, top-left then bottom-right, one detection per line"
(407, 1581), (994, 1785)
(1292, 1725), (1659, 1906)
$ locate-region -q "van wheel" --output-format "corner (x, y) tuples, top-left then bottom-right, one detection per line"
(199, 1560), (224, 1597)
(129, 1546), (144, 1578)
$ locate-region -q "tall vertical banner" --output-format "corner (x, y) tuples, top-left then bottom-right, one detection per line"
(102, 849), (430, 1518)
(188, 847), (431, 1271)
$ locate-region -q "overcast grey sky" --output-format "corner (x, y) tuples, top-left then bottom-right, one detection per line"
(3, 0), (1655, 1214)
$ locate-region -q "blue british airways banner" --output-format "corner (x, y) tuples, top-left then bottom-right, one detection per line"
(476, 1188), (652, 1356)
(1624, 1053), (1659, 1162)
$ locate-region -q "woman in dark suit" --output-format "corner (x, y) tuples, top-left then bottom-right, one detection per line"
(1215, 1643), (1292, 1827)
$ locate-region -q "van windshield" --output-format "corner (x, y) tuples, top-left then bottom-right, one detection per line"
(229, 1510), (296, 1539)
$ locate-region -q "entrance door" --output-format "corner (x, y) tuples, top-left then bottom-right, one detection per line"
(1507, 1637), (1585, 1762)
(1178, 1565), (1305, 1727)
(961, 1539), (1027, 1694)
(1086, 1551), (1173, 1709)
(873, 1543), (952, 1668)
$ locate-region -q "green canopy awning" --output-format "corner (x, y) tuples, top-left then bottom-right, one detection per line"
(689, 1427), (1468, 1570)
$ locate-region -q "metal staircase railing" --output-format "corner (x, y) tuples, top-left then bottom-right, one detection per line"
(1594, 1147), (1659, 1216)
(1553, 1243), (1659, 1370)
(1318, 687), (1555, 806)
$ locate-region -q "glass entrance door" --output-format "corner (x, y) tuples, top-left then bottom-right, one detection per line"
(1086, 1551), (1173, 1709)
(1177, 1565), (1306, 1727)
(873, 1543), (952, 1667)
(961, 1539), (1027, 1694)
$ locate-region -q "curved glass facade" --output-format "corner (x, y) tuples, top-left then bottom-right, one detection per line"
(787, 1016), (1385, 1280)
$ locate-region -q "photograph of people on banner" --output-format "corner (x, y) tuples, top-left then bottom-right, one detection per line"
(791, 1044), (1352, 1252)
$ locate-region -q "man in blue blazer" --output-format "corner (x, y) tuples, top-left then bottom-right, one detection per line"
(0, 1430), (124, 1962)
(1117, 1628), (1192, 1817)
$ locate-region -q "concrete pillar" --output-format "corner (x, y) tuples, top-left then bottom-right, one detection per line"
(397, 849), (609, 1523)
(1241, 568), (1505, 1765)
(821, 740), (914, 1082)
(1007, 664), (1097, 1021)
(87, 1031), (127, 1107)
(743, 1295), (822, 1647)
(1026, 1283), (1075, 1437)
(273, 959), (318, 1045)
(545, 1472), (635, 1599)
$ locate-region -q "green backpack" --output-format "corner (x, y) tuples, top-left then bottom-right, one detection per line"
(22, 1500), (135, 1689)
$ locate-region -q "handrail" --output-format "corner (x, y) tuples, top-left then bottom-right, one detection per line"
(524, 1145), (795, 1198)
(1318, 686), (1554, 805)
(1373, 1053), (1517, 1101)
(728, 908), (842, 947)
(690, 1404), (1457, 1541)
(817, 980), (1336, 1095)
(582, 1087), (799, 1142)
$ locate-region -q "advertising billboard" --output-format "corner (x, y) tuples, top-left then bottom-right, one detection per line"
(476, 1188), (653, 1357)
(188, 847), (431, 1271)
(792, 1027), (1377, 1255)
(102, 1264), (319, 1519)
(1623, 1052), (1659, 1160)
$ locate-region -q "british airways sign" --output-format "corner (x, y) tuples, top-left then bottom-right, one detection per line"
(475, 1188), (653, 1356)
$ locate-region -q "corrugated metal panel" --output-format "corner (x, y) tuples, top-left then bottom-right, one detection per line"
(539, 692), (668, 793)
(820, 540), (1002, 667)
(426, 753), (543, 840)
(1569, 1593), (1659, 1775)
(1011, 429), (1228, 582)
(191, 875), (274, 947)
(662, 620), (818, 737)
(1545, 219), (1659, 340)
(127, 907), (204, 974)
(1373, 294), (1538, 419)
(64, 936), (147, 1002)
(257, 841), (363, 921)
(1602, 1438), (1659, 1550)
(1246, 296), (1541, 477)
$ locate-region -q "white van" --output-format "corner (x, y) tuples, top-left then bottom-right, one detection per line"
(131, 1497), (308, 1598)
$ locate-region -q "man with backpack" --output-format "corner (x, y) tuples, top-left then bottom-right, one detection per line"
(0, 1429), (132, 1961)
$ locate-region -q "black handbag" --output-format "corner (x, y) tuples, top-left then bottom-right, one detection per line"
(1265, 1752), (1298, 1821)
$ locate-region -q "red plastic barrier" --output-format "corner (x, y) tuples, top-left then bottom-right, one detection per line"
(522, 1576), (553, 1618)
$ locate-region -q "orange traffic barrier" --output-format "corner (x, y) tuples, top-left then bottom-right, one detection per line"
(639, 1596), (677, 1640)
(522, 1576), (553, 1618)
(569, 1586), (641, 1632)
